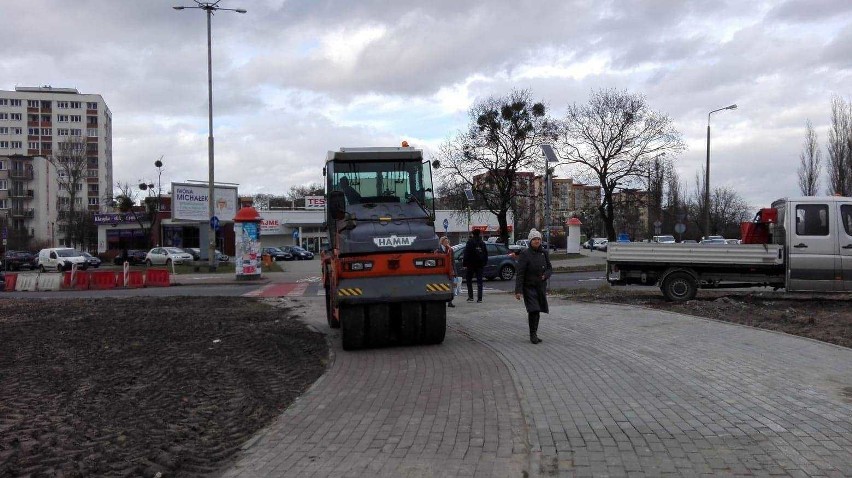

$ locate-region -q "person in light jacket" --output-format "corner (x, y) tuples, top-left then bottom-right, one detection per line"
(514, 229), (552, 344)
(439, 236), (456, 308)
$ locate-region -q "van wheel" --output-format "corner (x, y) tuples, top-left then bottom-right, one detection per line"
(146, 259), (152, 267)
(661, 272), (697, 302)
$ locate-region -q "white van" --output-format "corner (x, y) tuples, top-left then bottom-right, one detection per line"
(37, 248), (89, 272)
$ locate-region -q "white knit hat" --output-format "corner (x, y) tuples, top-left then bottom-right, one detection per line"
(528, 229), (542, 240)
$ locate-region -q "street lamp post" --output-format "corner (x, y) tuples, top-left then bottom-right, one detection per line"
(704, 104), (737, 237)
(173, 2), (246, 271)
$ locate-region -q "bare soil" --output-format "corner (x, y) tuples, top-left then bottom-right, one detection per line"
(0, 297), (327, 478)
(559, 287), (852, 348)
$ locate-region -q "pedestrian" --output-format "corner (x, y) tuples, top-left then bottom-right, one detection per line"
(463, 229), (488, 303)
(439, 236), (457, 308)
(514, 228), (552, 344)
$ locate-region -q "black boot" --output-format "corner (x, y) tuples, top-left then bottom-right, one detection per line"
(529, 313), (542, 344)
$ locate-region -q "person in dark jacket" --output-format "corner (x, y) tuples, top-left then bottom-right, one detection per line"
(514, 229), (552, 344)
(463, 229), (488, 302)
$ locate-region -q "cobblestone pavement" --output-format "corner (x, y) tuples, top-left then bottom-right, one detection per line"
(221, 294), (852, 477)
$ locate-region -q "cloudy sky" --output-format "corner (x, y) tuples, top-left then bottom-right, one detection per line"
(2, 0), (850, 210)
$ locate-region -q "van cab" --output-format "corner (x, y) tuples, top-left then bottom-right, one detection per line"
(38, 247), (89, 272)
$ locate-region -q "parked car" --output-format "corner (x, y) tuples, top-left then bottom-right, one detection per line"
(2, 250), (37, 271)
(586, 238), (607, 250)
(81, 252), (102, 268)
(681, 239), (697, 244)
(725, 239), (741, 245)
(699, 238), (727, 245)
(181, 247), (200, 261)
(280, 245), (315, 260)
(593, 239), (609, 251)
(652, 235), (676, 244)
(113, 249), (148, 265)
(187, 248), (230, 263)
(145, 247), (194, 266)
(452, 242), (517, 281)
(37, 248), (89, 272)
(261, 247), (292, 261)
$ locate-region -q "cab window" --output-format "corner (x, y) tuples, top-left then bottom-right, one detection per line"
(795, 204), (829, 236)
(841, 205), (852, 236)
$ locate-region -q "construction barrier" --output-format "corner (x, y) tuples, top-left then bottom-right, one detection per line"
(3, 273), (18, 292)
(62, 271), (92, 290)
(37, 274), (63, 291)
(15, 274), (39, 291)
(145, 269), (171, 287)
(124, 270), (146, 288)
(89, 270), (118, 290)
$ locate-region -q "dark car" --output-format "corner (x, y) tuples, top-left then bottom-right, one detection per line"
(181, 247), (200, 261)
(452, 243), (517, 281)
(2, 250), (37, 271)
(280, 245), (314, 260)
(113, 249), (148, 266)
(262, 247), (292, 261)
(81, 252), (102, 268)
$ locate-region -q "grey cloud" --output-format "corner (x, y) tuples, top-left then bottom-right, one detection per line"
(766, 0), (852, 23)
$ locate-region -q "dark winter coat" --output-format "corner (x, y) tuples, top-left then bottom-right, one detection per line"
(463, 237), (488, 269)
(515, 246), (552, 314)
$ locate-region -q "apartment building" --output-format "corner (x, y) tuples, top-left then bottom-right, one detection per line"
(0, 86), (112, 250)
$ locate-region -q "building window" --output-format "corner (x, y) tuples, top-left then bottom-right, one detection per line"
(70, 101), (81, 109)
(58, 128), (70, 136)
(86, 128), (97, 137)
(0, 141), (8, 148)
(28, 141), (38, 149)
(10, 113), (21, 121)
(57, 101), (69, 109)
(0, 180), (6, 190)
(40, 114), (49, 122)
(0, 127), (7, 135)
(27, 114), (38, 122)
(88, 197), (99, 206)
(0, 113), (7, 120)
(0, 199), (7, 209)
(70, 115), (82, 122)
(86, 102), (97, 110)
(41, 128), (52, 136)
(11, 127), (21, 135)
(58, 115), (69, 122)
(10, 99), (21, 107)
(10, 141), (21, 149)
(41, 142), (51, 151)
(70, 128), (82, 136)
(0, 160), (5, 170)
(27, 100), (39, 108)
(0, 99), (6, 106)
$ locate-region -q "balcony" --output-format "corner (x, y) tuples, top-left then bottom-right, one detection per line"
(10, 208), (34, 218)
(10, 170), (34, 180)
(8, 190), (34, 199)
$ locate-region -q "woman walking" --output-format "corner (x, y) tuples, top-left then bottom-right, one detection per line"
(514, 229), (552, 344)
(439, 236), (456, 307)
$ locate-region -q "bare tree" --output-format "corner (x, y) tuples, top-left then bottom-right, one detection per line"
(826, 95), (851, 196)
(112, 181), (153, 246)
(688, 173), (750, 238)
(287, 182), (325, 208)
(48, 136), (88, 248)
(436, 89), (557, 245)
(559, 89), (686, 240)
(797, 120), (822, 196)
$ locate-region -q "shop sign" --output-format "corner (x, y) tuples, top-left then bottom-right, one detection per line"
(305, 196), (326, 209)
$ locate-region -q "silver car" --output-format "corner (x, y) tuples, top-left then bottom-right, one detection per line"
(145, 247), (194, 266)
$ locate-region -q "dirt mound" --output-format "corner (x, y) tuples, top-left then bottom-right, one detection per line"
(0, 297), (327, 477)
(560, 288), (852, 348)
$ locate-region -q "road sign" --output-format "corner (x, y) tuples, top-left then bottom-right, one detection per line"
(210, 216), (220, 232)
(442, 218), (449, 232)
(293, 230), (299, 239)
(674, 223), (686, 234)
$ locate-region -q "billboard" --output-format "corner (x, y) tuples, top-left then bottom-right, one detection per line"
(305, 196), (326, 209)
(172, 183), (238, 221)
